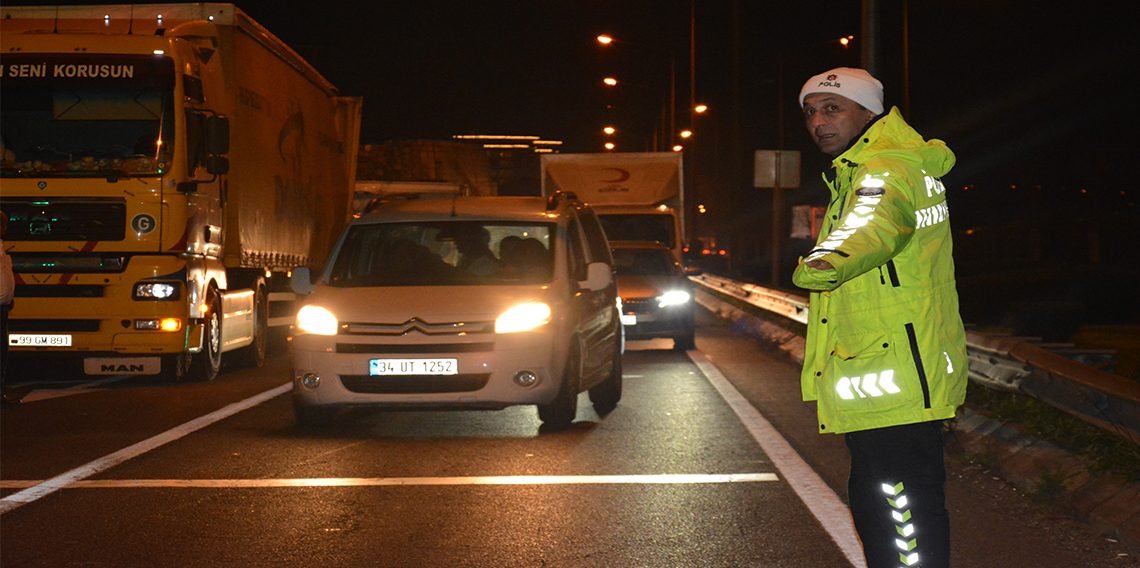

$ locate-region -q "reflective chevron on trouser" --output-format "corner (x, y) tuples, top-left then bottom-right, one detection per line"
(883, 481), (920, 566)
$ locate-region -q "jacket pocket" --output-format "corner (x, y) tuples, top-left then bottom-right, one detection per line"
(819, 329), (926, 412)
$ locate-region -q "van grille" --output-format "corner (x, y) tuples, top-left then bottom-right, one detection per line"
(340, 374), (491, 394)
(342, 318), (494, 336)
(336, 343), (494, 354)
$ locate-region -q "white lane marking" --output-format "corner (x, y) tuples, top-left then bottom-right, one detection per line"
(0, 383), (293, 515)
(0, 473), (777, 489)
(688, 351), (868, 568)
(18, 375), (135, 403)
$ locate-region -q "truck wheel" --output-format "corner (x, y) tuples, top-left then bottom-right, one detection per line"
(232, 280), (268, 369)
(185, 287), (222, 382)
(538, 341), (580, 428)
(588, 339), (622, 415)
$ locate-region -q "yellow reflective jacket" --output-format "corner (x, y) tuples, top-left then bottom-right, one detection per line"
(792, 107), (967, 434)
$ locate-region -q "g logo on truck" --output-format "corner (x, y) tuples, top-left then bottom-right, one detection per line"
(132, 214), (156, 235)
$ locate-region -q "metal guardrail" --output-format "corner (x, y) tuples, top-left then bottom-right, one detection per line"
(690, 273), (1140, 444)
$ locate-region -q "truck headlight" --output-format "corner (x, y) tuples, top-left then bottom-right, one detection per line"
(657, 290), (691, 308)
(296, 305), (339, 336)
(134, 281), (180, 300)
(495, 302), (551, 333)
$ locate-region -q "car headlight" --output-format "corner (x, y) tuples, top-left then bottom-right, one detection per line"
(495, 302), (551, 333)
(296, 305), (339, 336)
(657, 290), (692, 308)
(134, 281), (180, 300)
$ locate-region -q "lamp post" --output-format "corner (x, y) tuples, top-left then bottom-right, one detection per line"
(768, 34), (856, 286)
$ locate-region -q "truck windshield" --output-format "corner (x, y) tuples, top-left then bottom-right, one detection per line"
(0, 54), (176, 178)
(328, 221), (555, 287)
(598, 213), (677, 248)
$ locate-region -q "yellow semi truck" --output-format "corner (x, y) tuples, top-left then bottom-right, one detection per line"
(0, 4), (362, 380)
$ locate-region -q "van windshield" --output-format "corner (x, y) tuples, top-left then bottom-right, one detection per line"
(328, 221), (555, 287)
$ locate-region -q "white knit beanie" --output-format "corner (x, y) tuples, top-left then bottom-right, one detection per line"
(799, 67), (884, 115)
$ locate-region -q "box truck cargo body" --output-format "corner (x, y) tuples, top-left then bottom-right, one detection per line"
(540, 152), (684, 261)
(0, 4), (362, 380)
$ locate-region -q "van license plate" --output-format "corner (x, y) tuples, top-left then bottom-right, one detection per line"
(370, 358), (458, 376)
(620, 315), (637, 326)
(9, 334), (72, 347)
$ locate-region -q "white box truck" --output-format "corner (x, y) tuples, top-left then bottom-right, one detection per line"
(540, 152), (684, 261)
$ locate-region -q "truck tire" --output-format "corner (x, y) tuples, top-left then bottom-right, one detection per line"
(588, 338), (622, 415)
(538, 341), (580, 428)
(185, 287), (222, 382)
(232, 279), (268, 369)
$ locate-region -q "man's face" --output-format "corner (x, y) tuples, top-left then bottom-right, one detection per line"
(802, 93), (878, 156)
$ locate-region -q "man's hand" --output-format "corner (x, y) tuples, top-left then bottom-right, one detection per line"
(805, 259), (834, 270)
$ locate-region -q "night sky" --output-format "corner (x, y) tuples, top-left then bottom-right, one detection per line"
(6, 1), (1140, 333)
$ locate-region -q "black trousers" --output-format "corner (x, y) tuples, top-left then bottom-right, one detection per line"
(1, 302), (9, 386)
(846, 420), (950, 568)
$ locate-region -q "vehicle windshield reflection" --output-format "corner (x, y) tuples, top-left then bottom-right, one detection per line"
(328, 221), (555, 287)
(612, 248), (679, 277)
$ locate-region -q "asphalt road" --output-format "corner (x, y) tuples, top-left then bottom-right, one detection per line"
(1, 310), (1135, 567)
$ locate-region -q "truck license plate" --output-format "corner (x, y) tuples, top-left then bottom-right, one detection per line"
(370, 358), (458, 376)
(620, 314), (637, 326)
(9, 334), (72, 347)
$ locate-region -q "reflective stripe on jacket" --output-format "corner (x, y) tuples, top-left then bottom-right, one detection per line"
(792, 107), (967, 434)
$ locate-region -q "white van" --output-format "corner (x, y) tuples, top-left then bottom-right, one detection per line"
(289, 193), (622, 428)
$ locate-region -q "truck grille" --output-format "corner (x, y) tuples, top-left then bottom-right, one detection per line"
(0, 198), (126, 242)
(16, 285), (104, 298)
(10, 319), (100, 332)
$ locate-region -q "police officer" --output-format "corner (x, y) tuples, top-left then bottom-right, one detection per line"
(793, 68), (967, 568)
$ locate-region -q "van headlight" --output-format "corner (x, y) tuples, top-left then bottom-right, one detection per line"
(495, 302), (551, 333)
(657, 290), (692, 308)
(296, 305), (339, 335)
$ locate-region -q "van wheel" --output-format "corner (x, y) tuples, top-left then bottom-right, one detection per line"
(232, 280), (268, 369)
(589, 340), (622, 414)
(185, 287), (222, 382)
(538, 342), (580, 428)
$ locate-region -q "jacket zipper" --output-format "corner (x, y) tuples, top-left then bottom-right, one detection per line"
(905, 322), (932, 408)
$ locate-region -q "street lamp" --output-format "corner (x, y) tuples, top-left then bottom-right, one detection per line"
(596, 34), (677, 150)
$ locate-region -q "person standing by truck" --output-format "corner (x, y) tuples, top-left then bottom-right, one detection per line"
(791, 67), (967, 568)
(1, 211), (17, 404)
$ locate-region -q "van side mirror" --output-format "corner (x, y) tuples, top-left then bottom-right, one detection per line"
(290, 267), (316, 295)
(579, 262), (612, 291)
(207, 115), (230, 155)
